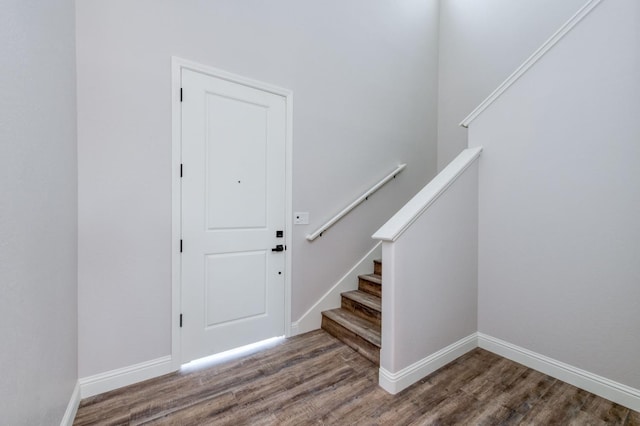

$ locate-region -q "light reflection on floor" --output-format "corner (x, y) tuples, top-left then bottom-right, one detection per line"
(180, 336), (286, 373)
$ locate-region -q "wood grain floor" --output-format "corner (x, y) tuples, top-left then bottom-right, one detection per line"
(74, 330), (640, 425)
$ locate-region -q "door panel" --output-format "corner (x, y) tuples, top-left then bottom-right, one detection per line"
(181, 68), (286, 363)
(205, 93), (268, 230)
(205, 251), (267, 327)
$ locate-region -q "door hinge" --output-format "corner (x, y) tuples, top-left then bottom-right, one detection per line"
(180, 163), (183, 178)
(180, 314), (183, 327)
(180, 88), (183, 102)
(180, 239), (183, 253)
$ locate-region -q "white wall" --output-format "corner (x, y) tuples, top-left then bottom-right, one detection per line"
(374, 149), (480, 393)
(0, 0), (78, 423)
(437, 0), (587, 170)
(470, 0), (640, 389)
(76, 0), (440, 377)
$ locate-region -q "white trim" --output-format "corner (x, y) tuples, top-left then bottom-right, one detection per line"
(171, 57), (294, 367)
(289, 322), (300, 336)
(171, 58), (183, 371)
(372, 147), (482, 242)
(378, 333), (478, 394)
(60, 381), (80, 426)
(79, 356), (173, 398)
(478, 333), (640, 412)
(290, 242), (382, 335)
(459, 0), (603, 128)
(306, 164), (406, 241)
(283, 73), (294, 338)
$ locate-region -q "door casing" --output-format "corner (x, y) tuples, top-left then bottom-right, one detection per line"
(171, 57), (293, 368)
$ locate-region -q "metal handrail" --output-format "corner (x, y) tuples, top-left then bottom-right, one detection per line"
(306, 163), (407, 241)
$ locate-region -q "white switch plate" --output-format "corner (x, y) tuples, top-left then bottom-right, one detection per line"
(294, 212), (309, 225)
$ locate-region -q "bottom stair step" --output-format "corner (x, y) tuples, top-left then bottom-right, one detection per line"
(321, 308), (381, 365)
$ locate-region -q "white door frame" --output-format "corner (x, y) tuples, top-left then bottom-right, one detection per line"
(171, 57), (293, 369)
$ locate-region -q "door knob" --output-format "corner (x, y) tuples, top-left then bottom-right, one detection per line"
(271, 245), (284, 252)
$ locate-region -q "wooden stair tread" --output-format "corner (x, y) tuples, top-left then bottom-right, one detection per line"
(358, 273), (382, 297)
(373, 259), (382, 275)
(359, 273), (381, 284)
(341, 290), (381, 312)
(322, 309), (381, 347)
(320, 259), (383, 365)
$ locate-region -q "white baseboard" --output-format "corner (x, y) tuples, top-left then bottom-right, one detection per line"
(290, 242), (382, 336)
(378, 333), (478, 394)
(60, 381), (81, 426)
(478, 333), (640, 412)
(79, 355), (174, 398)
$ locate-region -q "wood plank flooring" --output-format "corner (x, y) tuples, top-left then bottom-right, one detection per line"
(74, 330), (639, 425)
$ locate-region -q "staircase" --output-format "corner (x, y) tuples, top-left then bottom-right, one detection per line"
(321, 259), (382, 365)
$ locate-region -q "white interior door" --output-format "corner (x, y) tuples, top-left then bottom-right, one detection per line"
(181, 68), (286, 363)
